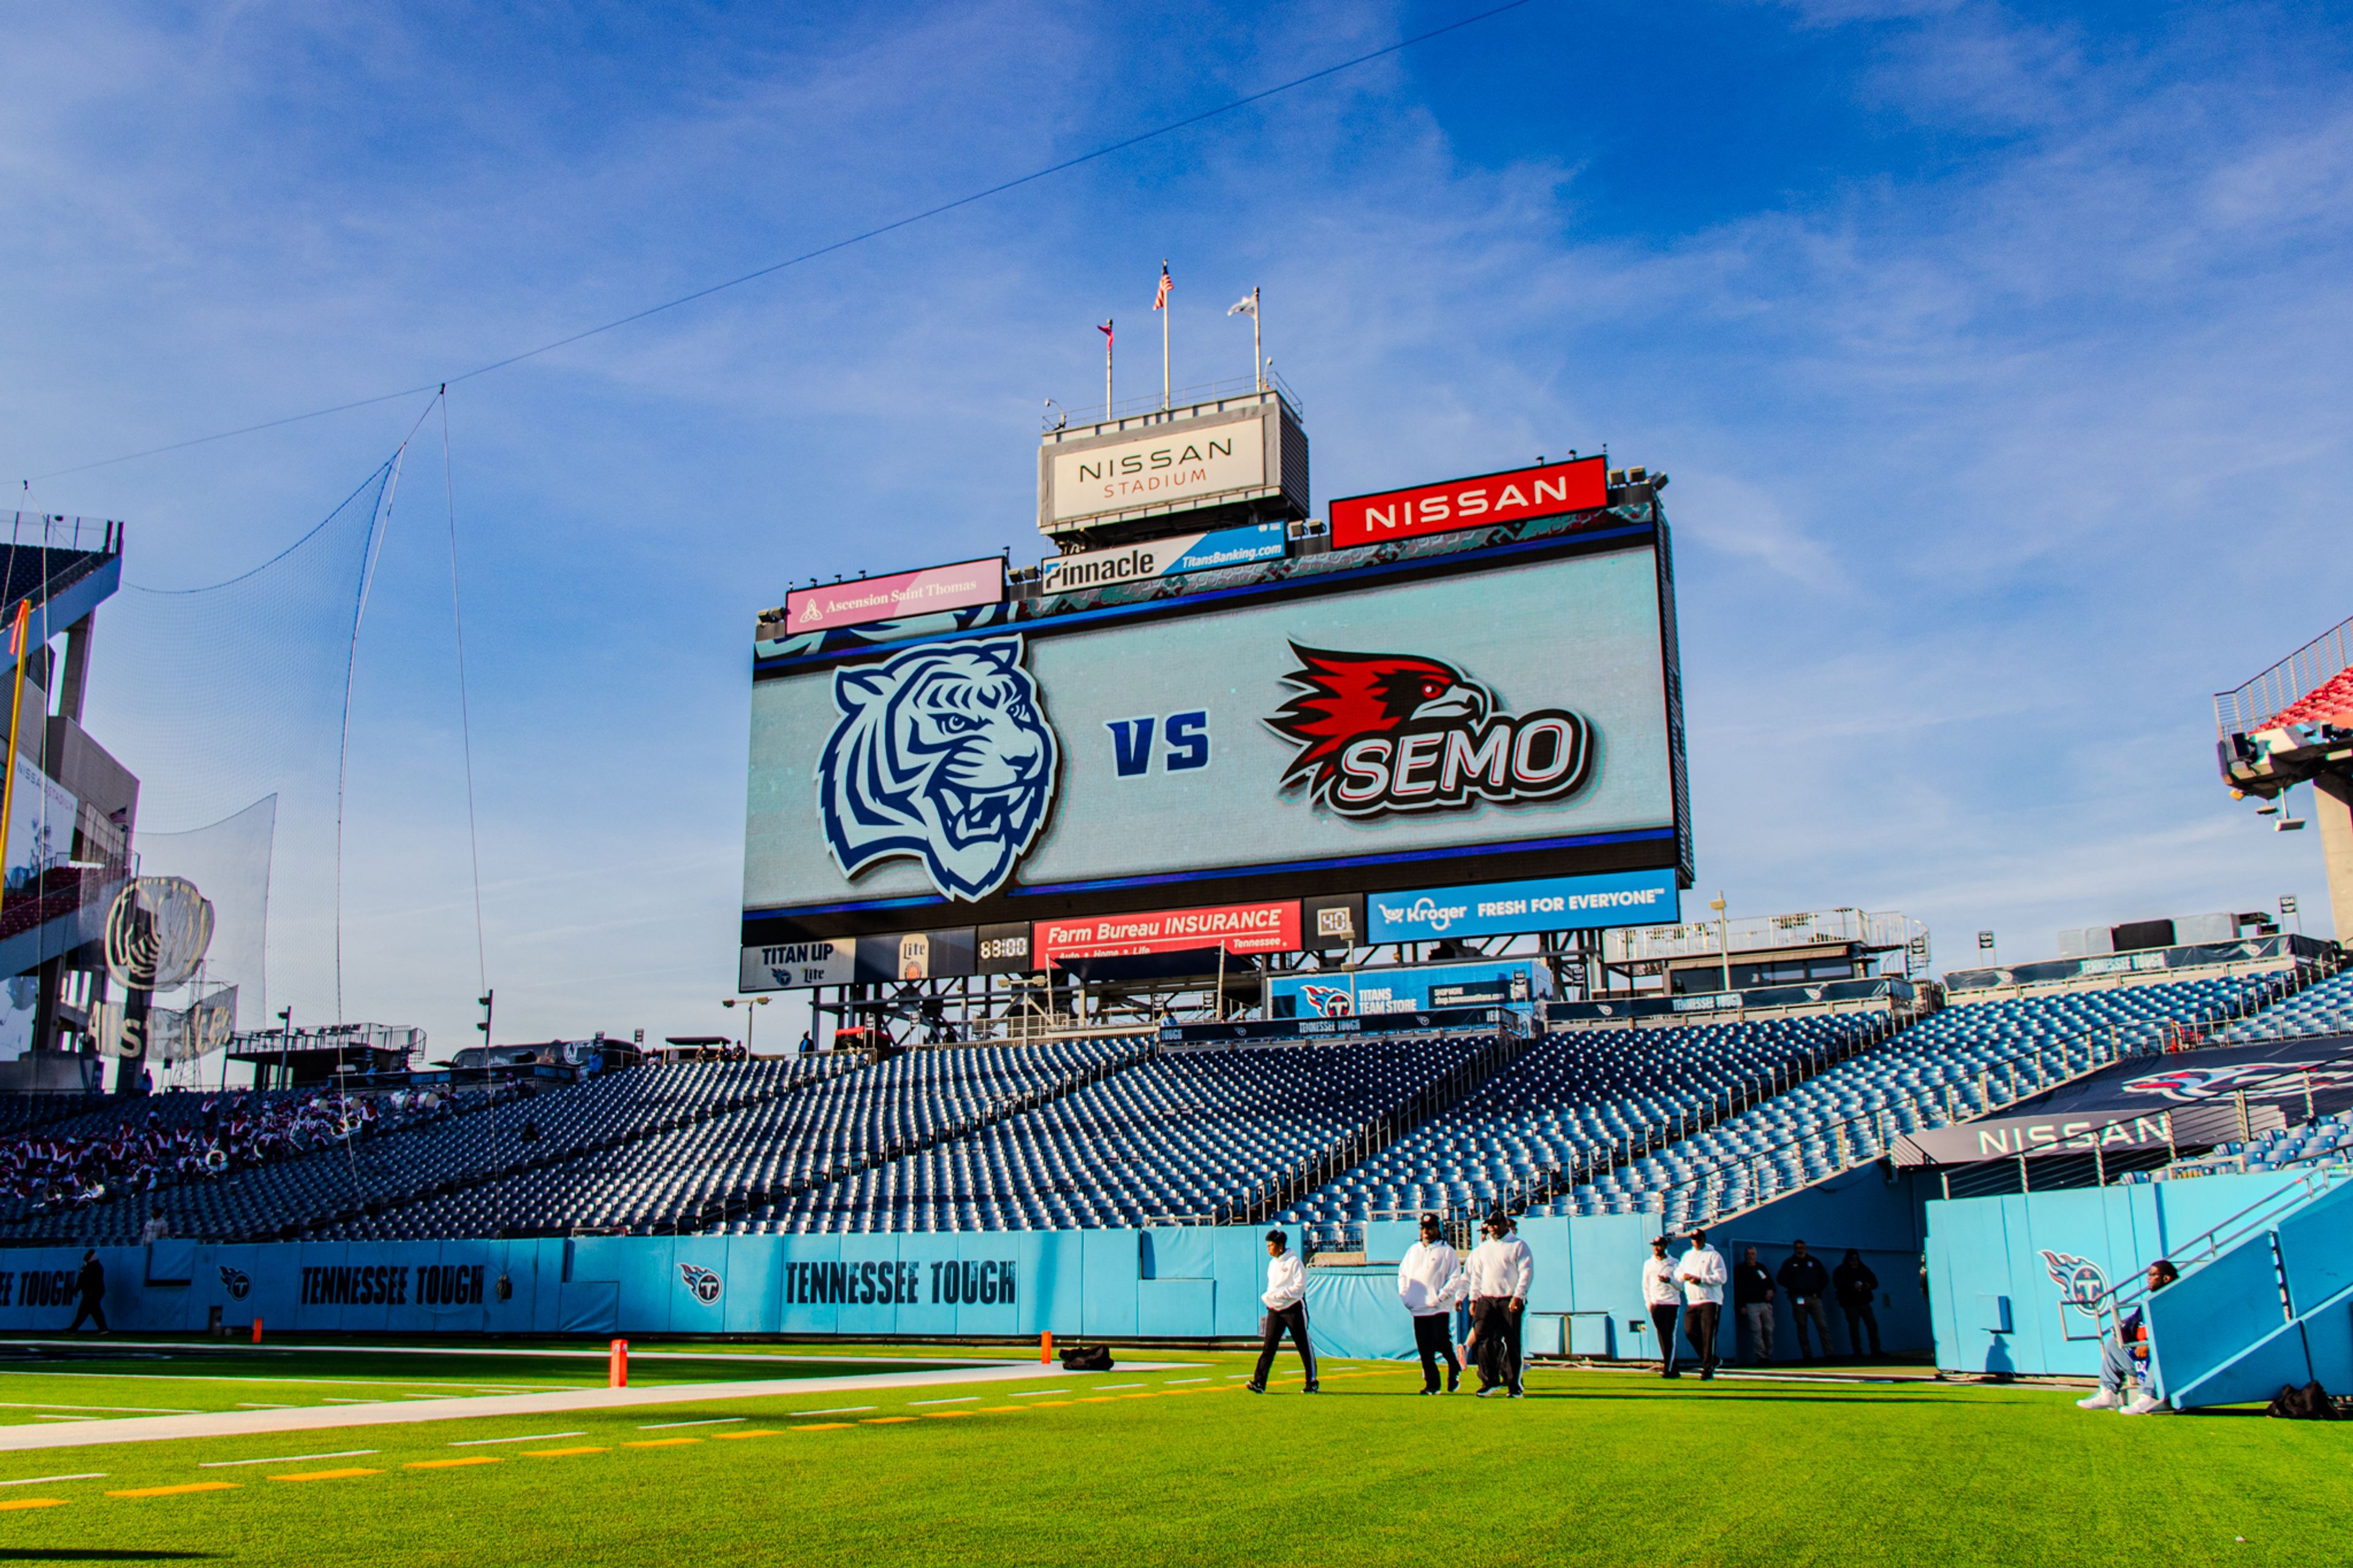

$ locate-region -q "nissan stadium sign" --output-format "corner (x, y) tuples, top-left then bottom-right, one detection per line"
(1047, 423), (1266, 526)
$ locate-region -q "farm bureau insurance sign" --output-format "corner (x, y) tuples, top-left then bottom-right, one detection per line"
(1050, 426), (1265, 523)
(1329, 455), (1607, 549)
(1036, 900), (1301, 965)
(785, 558), (1004, 634)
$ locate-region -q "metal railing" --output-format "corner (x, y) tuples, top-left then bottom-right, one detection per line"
(2215, 612), (2353, 737)
(1045, 371), (1302, 433)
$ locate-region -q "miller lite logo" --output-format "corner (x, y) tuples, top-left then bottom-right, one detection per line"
(1264, 645), (1591, 818)
(679, 1264), (724, 1306)
(2037, 1249), (2107, 1308)
(219, 1265), (251, 1300)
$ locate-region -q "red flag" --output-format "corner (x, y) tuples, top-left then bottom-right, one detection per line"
(1154, 262), (1172, 311)
(1097, 320), (1113, 349)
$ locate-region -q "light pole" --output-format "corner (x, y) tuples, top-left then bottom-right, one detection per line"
(721, 996), (770, 1055)
(1708, 892), (1730, 994)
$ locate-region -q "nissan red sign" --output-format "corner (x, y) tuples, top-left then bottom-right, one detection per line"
(1328, 455), (1608, 549)
(1036, 900), (1302, 966)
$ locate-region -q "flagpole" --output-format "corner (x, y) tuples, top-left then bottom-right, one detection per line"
(1253, 287), (1263, 392)
(0, 600), (30, 927)
(1103, 319), (1113, 414)
(1161, 259), (1172, 411)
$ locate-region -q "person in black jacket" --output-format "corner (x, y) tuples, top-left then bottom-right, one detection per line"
(67, 1251), (107, 1334)
(1776, 1240), (1832, 1360)
(1833, 1249), (1882, 1358)
(1733, 1245), (1776, 1363)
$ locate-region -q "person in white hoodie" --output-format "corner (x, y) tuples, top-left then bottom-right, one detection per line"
(1397, 1212), (1466, 1395)
(1464, 1211), (1534, 1396)
(1674, 1228), (1729, 1380)
(1246, 1229), (1317, 1394)
(1640, 1235), (1684, 1378)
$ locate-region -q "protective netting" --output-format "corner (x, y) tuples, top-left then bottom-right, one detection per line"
(127, 797), (276, 1078)
(78, 463), (393, 1029)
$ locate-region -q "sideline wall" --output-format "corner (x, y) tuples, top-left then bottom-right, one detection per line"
(1922, 1171), (2309, 1377)
(0, 1219), (1653, 1354)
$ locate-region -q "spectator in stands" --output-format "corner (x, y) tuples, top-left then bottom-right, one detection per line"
(1642, 1236), (1683, 1378)
(1834, 1249), (1882, 1358)
(1396, 1212), (1464, 1395)
(1675, 1229), (1727, 1380)
(139, 1209), (169, 1243)
(1776, 1240), (1833, 1361)
(2077, 1260), (2180, 1415)
(67, 1250), (106, 1333)
(1733, 1245), (1776, 1364)
(1465, 1211), (1533, 1397)
(1246, 1229), (1317, 1395)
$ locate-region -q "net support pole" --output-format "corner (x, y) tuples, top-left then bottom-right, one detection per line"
(0, 600), (31, 926)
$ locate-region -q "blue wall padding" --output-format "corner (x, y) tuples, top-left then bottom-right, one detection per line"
(1140, 1228), (1216, 1281)
(1139, 1279), (1214, 1336)
(1302, 1268), (1416, 1360)
(2274, 1183), (2353, 1315)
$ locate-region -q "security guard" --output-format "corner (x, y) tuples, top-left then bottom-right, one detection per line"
(1464, 1211), (1533, 1396)
(1246, 1229), (1318, 1393)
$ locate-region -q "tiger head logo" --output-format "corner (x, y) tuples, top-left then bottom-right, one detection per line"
(817, 635), (1059, 902)
(679, 1263), (723, 1306)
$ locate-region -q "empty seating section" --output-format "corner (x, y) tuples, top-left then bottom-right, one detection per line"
(327, 1040), (1139, 1239)
(741, 1034), (1500, 1234)
(2212, 966), (2353, 1043)
(1285, 1016), (1870, 1248)
(2, 1059), (838, 1245)
(1529, 974), (2285, 1231)
(2124, 1107), (2353, 1182)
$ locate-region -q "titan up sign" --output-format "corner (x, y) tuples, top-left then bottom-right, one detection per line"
(1328, 455), (1607, 549)
(784, 557), (1004, 633)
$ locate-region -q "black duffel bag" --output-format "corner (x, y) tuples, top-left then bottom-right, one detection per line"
(2265, 1380), (2339, 1420)
(1059, 1344), (1114, 1373)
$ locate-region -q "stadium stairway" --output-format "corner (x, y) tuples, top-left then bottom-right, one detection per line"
(2135, 1170), (2353, 1409)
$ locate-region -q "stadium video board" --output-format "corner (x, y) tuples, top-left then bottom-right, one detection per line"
(741, 518), (1689, 966)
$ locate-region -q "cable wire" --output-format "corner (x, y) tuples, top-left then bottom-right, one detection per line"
(27, 0), (1540, 481)
(439, 391), (490, 995)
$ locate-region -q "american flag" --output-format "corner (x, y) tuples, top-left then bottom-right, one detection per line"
(1154, 262), (1172, 311)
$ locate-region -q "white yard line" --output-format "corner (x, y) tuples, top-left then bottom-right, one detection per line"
(0, 1472), (104, 1486)
(787, 1406), (874, 1416)
(199, 1450), (376, 1468)
(0, 1361), (1189, 1454)
(449, 1431), (583, 1447)
(637, 1417), (743, 1430)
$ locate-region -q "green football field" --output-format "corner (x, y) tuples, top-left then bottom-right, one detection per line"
(0, 1342), (2340, 1567)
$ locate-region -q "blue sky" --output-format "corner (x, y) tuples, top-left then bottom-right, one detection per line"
(2, 0), (2347, 1053)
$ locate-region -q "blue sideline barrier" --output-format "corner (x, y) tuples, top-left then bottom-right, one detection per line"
(1922, 1171), (2318, 1379)
(0, 1215), (1668, 1353)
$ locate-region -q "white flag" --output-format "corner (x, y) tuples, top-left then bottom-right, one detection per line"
(1227, 294), (1257, 317)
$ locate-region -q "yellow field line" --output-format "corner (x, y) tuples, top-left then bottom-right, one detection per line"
(521, 1447), (607, 1458)
(1024, 1400), (1075, 1407)
(623, 1438), (702, 1448)
(268, 1468), (381, 1483)
(860, 1417), (917, 1425)
(108, 1482), (238, 1498)
(406, 1457), (502, 1469)
(712, 1430), (781, 1440)
(0, 1497), (67, 1510)
(790, 1423), (852, 1431)
(922, 1411), (976, 1419)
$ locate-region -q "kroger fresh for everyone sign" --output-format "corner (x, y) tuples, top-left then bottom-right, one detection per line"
(1040, 523), (1286, 596)
(784, 558), (1004, 633)
(1050, 423), (1266, 523)
(1368, 869), (1680, 943)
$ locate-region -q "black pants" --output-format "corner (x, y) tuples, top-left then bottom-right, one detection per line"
(1683, 1301), (1720, 1374)
(1252, 1303), (1316, 1388)
(1843, 1302), (1882, 1357)
(1473, 1297), (1522, 1392)
(1412, 1313), (1459, 1392)
(68, 1294), (107, 1333)
(1650, 1303), (1681, 1373)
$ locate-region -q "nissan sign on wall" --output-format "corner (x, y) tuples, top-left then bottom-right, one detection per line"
(1328, 456), (1608, 549)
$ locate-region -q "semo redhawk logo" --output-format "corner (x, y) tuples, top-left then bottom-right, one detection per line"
(1265, 645), (1591, 818)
